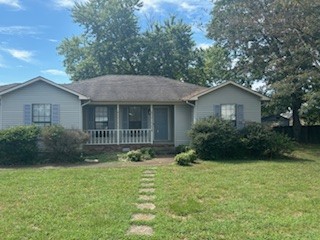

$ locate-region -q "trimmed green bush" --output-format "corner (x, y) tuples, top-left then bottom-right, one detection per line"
(41, 125), (89, 162)
(140, 147), (156, 159)
(175, 152), (191, 166)
(189, 117), (294, 160)
(175, 145), (191, 154)
(189, 117), (242, 160)
(175, 150), (198, 166)
(188, 149), (198, 163)
(241, 123), (294, 158)
(126, 150), (142, 162)
(0, 126), (40, 165)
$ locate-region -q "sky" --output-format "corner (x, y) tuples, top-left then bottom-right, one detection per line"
(0, 0), (213, 85)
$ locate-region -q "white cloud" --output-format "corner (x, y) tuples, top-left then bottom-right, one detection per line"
(141, 0), (208, 13)
(180, 2), (197, 12)
(0, 26), (38, 35)
(197, 43), (211, 50)
(48, 39), (58, 43)
(41, 69), (67, 76)
(0, 0), (22, 9)
(2, 48), (34, 62)
(53, 0), (89, 9)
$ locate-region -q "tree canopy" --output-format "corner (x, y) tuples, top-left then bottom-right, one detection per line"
(58, 0), (203, 84)
(208, 0), (320, 138)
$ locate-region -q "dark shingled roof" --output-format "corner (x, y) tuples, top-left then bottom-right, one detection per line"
(63, 75), (207, 102)
(0, 83), (21, 93)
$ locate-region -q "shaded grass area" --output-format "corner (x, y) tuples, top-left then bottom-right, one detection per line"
(0, 144), (319, 239)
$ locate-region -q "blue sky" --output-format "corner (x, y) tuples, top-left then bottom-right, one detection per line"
(0, 0), (213, 85)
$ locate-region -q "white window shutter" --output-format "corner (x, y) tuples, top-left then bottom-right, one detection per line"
(24, 104), (32, 125)
(52, 104), (60, 125)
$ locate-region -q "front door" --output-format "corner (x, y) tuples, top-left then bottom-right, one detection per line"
(154, 107), (168, 141)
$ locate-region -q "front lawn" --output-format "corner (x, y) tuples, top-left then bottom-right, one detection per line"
(0, 144), (319, 239)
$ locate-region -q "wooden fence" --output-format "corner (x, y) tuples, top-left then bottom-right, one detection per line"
(273, 126), (320, 144)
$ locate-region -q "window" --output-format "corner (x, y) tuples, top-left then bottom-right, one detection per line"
(221, 104), (236, 126)
(95, 106), (108, 129)
(32, 104), (51, 126)
(129, 106), (142, 129)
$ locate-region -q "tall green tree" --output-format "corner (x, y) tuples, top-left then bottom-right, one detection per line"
(58, 0), (198, 84)
(58, 0), (142, 81)
(138, 17), (195, 81)
(208, 0), (320, 139)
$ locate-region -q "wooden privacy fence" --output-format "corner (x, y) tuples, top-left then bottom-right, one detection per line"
(273, 126), (320, 144)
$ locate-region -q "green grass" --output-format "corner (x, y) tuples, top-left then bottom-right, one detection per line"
(0, 144), (319, 239)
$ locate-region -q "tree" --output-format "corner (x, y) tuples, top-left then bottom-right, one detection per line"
(58, 0), (142, 80)
(58, 0), (198, 84)
(208, 0), (320, 140)
(138, 17), (196, 82)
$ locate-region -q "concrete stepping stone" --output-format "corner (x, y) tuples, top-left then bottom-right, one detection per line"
(139, 188), (155, 193)
(143, 170), (156, 174)
(142, 174), (155, 178)
(138, 195), (155, 201)
(131, 213), (155, 221)
(127, 225), (154, 236)
(141, 178), (154, 182)
(136, 203), (156, 210)
(141, 182), (154, 187)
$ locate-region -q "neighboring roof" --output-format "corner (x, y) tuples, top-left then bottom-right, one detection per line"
(64, 75), (206, 102)
(0, 83), (21, 93)
(185, 81), (270, 101)
(0, 76), (89, 100)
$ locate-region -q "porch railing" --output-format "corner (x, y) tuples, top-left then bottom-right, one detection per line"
(86, 129), (152, 145)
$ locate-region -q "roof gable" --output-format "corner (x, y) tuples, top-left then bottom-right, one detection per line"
(0, 76), (89, 100)
(186, 81), (270, 101)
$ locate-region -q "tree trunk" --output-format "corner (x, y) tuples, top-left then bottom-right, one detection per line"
(292, 104), (302, 141)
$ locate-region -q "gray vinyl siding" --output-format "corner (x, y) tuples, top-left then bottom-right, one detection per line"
(174, 104), (192, 146)
(195, 85), (261, 123)
(1, 81), (82, 129)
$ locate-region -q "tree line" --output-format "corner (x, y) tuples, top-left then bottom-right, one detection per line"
(58, 0), (320, 139)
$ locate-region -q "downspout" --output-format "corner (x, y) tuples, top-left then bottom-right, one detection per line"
(185, 100), (195, 107)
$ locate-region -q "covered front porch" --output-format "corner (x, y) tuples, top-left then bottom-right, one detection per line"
(83, 104), (174, 145)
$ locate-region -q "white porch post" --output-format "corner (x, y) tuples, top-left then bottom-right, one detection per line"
(150, 105), (154, 144)
(117, 104), (120, 145)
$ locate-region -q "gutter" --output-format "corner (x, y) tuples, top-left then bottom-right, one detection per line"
(185, 100), (195, 107)
(81, 100), (91, 107)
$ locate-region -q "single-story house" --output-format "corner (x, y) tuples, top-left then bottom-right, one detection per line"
(0, 75), (269, 146)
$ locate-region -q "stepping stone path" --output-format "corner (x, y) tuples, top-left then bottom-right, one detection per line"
(127, 167), (157, 236)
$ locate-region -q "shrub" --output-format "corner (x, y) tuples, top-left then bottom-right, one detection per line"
(175, 150), (198, 166)
(140, 147), (156, 159)
(175, 145), (191, 154)
(0, 126), (40, 165)
(188, 149), (198, 163)
(189, 117), (242, 160)
(126, 150), (142, 162)
(41, 125), (89, 162)
(175, 152), (191, 166)
(241, 123), (294, 158)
